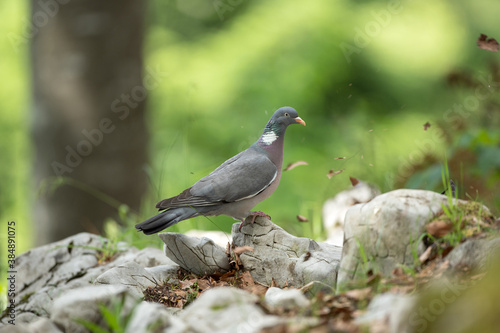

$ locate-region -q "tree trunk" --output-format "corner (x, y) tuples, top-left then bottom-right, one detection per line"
(31, 0), (149, 245)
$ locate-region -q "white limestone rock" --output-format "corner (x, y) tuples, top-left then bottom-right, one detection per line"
(94, 261), (178, 298)
(356, 293), (417, 333)
(125, 301), (186, 333)
(159, 233), (231, 275)
(265, 287), (310, 309)
(179, 287), (283, 333)
(232, 217), (342, 288)
(50, 285), (137, 333)
(338, 189), (468, 287)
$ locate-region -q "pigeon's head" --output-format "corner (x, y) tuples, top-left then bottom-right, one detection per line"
(269, 107), (306, 128)
(258, 107), (305, 146)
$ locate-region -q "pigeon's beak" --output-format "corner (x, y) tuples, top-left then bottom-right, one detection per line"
(294, 117), (306, 126)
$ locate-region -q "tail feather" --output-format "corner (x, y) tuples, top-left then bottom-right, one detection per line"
(135, 207), (198, 235)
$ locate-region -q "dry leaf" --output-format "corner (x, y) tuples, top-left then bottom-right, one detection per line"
(392, 267), (404, 277)
(219, 271), (236, 283)
(477, 33), (499, 52)
(349, 176), (359, 186)
(180, 279), (196, 289)
(239, 271), (256, 292)
(231, 246), (253, 267)
(300, 281), (317, 294)
(344, 287), (372, 300)
(233, 246), (254, 255)
(335, 156), (346, 160)
(284, 161), (308, 171)
(423, 122), (431, 131)
(426, 220), (453, 237)
(251, 284), (269, 297)
(297, 215), (309, 222)
(349, 177), (359, 186)
(327, 169), (344, 179)
(197, 279), (211, 291)
(419, 246), (433, 263)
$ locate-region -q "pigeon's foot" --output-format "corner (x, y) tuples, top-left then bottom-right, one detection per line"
(248, 211), (271, 224)
(238, 211), (271, 231)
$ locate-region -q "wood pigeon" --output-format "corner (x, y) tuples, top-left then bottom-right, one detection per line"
(135, 107), (306, 235)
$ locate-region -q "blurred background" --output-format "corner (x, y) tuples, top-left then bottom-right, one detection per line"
(0, 0), (499, 260)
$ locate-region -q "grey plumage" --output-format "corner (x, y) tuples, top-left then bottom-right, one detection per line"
(136, 107), (305, 235)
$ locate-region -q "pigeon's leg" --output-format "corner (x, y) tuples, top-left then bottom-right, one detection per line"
(238, 211), (271, 231)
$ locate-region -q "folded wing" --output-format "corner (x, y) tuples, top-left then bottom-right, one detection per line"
(156, 148), (277, 210)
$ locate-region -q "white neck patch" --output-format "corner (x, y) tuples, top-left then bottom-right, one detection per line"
(261, 131), (278, 145)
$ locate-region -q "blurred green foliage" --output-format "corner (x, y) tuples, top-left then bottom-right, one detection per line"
(1, 0), (499, 256)
(0, 1), (31, 254)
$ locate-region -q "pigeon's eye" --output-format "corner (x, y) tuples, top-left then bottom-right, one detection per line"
(284, 112), (289, 117)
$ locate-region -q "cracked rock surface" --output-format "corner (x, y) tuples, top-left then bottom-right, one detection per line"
(8, 233), (106, 324)
(232, 217), (342, 288)
(338, 189), (468, 287)
(94, 261), (179, 298)
(447, 237), (500, 272)
(159, 233), (231, 275)
(1, 232), (177, 326)
(50, 285), (136, 333)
